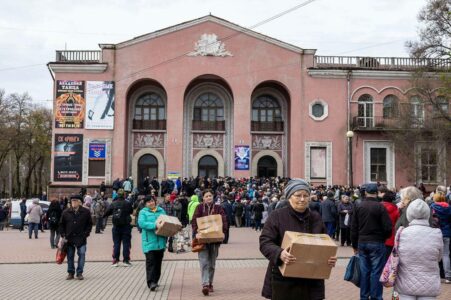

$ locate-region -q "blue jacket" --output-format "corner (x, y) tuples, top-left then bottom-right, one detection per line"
(431, 202), (451, 238)
(138, 206), (168, 253)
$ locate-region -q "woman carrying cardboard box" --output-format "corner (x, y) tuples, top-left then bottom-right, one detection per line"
(192, 189), (228, 296)
(259, 179), (337, 300)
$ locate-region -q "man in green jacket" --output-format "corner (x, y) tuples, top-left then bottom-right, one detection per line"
(188, 194), (200, 223)
(138, 196), (167, 291)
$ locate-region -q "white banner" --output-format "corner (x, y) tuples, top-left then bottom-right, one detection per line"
(85, 81), (115, 129)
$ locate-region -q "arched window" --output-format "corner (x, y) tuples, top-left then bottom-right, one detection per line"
(193, 93), (224, 130)
(133, 93), (166, 129)
(357, 94), (374, 127)
(383, 95), (399, 119)
(434, 96), (449, 116)
(251, 95), (283, 131)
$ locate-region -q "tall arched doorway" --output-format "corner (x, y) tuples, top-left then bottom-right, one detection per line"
(138, 154), (158, 188)
(198, 155), (218, 178)
(257, 155), (277, 178)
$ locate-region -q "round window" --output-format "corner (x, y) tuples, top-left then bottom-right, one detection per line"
(312, 103), (324, 118)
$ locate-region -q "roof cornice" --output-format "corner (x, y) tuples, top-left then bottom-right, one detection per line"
(47, 63), (108, 74)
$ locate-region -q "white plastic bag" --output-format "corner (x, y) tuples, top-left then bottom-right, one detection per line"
(344, 213), (350, 226)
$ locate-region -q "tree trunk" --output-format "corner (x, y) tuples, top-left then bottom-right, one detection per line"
(15, 154), (21, 197)
(33, 166), (38, 196)
(37, 158), (44, 196)
(24, 156), (41, 197)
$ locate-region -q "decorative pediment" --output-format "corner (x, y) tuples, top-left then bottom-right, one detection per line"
(188, 33), (232, 57)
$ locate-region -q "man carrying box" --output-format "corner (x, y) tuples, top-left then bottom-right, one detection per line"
(259, 179), (337, 300)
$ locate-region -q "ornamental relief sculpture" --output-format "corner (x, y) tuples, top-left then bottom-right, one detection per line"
(187, 33), (232, 57)
(193, 134), (223, 148)
(134, 133), (164, 148)
(252, 135), (282, 150)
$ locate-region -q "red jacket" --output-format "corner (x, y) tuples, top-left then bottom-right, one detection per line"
(382, 201), (400, 247)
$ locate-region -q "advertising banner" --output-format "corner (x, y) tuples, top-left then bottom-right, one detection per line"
(55, 80), (85, 128)
(54, 134), (83, 182)
(234, 145), (250, 170)
(89, 143), (106, 160)
(85, 81), (115, 129)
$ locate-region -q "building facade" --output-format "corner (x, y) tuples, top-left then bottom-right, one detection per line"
(47, 15), (450, 196)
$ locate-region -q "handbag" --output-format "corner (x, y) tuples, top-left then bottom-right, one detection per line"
(344, 254), (360, 287)
(380, 226), (404, 287)
(191, 238), (205, 253)
(56, 239), (68, 265)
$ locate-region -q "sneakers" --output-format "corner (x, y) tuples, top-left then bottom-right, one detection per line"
(66, 273), (74, 280)
(445, 279), (451, 284)
(112, 260), (119, 267)
(76, 274), (84, 280)
(123, 261), (132, 267)
(202, 285), (210, 296)
(150, 282), (158, 291)
(208, 284), (214, 293)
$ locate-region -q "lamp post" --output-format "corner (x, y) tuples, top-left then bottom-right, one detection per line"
(346, 130), (354, 187)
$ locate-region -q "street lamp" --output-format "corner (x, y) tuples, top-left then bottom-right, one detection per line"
(346, 130), (354, 187)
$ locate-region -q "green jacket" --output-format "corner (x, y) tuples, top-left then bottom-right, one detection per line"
(138, 206), (167, 253)
(188, 195), (200, 222)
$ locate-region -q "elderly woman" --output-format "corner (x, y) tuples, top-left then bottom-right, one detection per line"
(396, 186), (424, 230)
(394, 199), (443, 299)
(259, 179), (337, 300)
(27, 199), (43, 239)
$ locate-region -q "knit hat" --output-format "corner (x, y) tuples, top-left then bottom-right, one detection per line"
(406, 199), (430, 222)
(284, 179), (310, 200)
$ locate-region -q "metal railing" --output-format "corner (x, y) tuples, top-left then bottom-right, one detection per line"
(133, 119), (166, 130)
(55, 50), (101, 62)
(251, 121), (284, 132)
(192, 120), (225, 131)
(315, 56), (451, 70)
(352, 116), (450, 130)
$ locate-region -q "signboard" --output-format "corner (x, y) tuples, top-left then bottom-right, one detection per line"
(89, 143), (106, 160)
(85, 81), (115, 129)
(234, 145), (250, 170)
(167, 172), (180, 180)
(310, 147), (326, 179)
(54, 134), (83, 182)
(55, 80), (85, 128)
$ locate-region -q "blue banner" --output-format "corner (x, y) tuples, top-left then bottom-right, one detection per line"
(89, 143), (106, 160)
(234, 145), (250, 170)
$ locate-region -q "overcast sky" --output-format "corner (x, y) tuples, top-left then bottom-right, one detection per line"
(0, 0), (428, 108)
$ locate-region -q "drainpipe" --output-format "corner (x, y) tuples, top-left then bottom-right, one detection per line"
(346, 70), (352, 187)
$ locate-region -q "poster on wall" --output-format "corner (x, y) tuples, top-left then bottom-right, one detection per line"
(234, 145), (250, 170)
(54, 134), (83, 182)
(89, 142), (106, 160)
(85, 81), (115, 129)
(310, 147), (326, 179)
(55, 80), (85, 128)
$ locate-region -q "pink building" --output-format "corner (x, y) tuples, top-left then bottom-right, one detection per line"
(47, 15), (450, 196)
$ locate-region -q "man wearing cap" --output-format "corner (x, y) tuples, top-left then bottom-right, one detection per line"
(351, 183), (392, 300)
(260, 179), (337, 299)
(59, 195), (93, 280)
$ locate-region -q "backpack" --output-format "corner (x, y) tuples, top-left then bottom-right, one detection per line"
(48, 210), (59, 226)
(112, 202), (127, 226)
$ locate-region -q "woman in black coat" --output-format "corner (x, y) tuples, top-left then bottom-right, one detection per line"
(259, 179), (337, 300)
(47, 200), (63, 249)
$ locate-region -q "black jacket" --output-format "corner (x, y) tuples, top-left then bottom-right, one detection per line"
(104, 198), (133, 226)
(47, 202), (63, 230)
(351, 197), (392, 248)
(59, 206), (93, 247)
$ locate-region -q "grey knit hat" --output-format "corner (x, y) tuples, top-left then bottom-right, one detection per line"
(406, 199), (430, 222)
(284, 179), (311, 200)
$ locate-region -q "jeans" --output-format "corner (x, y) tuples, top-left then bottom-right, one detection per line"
(255, 219), (262, 231)
(145, 250), (164, 287)
(443, 237), (451, 279)
(324, 222), (335, 238)
(50, 229), (60, 248)
(28, 222), (39, 238)
(358, 242), (386, 300)
(245, 215), (251, 227)
(398, 295), (436, 300)
(198, 243), (219, 286)
(67, 244), (86, 275)
(112, 225), (132, 262)
(20, 215), (25, 231)
(95, 217), (104, 233)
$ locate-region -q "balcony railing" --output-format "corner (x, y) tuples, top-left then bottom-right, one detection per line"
(352, 116), (450, 131)
(192, 120), (225, 131)
(133, 119), (166, 130)
(55, 50), (101, 62)
(251, 121), (284, 132)
(315, 56), (451, 71)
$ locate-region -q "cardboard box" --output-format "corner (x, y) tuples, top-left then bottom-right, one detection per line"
(279, 231), (338, 279)
(155, 215), (182, 237)
(196, 214), (224, 243)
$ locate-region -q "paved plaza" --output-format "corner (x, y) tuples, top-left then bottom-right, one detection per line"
(1, 227), (450, 299)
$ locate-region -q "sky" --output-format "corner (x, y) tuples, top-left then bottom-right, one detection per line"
(0, 0), (428, 108)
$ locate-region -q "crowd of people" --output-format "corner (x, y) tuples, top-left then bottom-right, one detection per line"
(3, 176), (451, 299)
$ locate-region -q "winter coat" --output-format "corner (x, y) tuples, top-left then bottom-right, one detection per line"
(253, 202), (265, 221)
(431, 202), (451, 238)
(59, 207), (93, 247)
(123, 180), (132, 192)
(395, 219), (443, 297)
(233, 202), (244, 217)
(187, 195), (200, 222)
(138, 206), (168, 252)
(338, 202), (353, 229)
(20, 202), (27, 217)
(173, 199), (183, 221)
(309, 200), (321, 215)
(27, 204), (43, 224)
(160, 201), (174, 217)
(396, 200), (433, 231)
(259, 205), (326, 299)
(191, 202), (227, 242)
(94, 200), (106, 218)
(47, 202), (63, 231)
(381, 201), (400, 247)
(320, 198), (337, 223)
(221, 201), (233, 225)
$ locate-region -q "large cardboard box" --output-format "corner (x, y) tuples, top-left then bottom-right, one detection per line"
(196, 214), (225, 243)
(279, 232), (338, 279)
(155, 215), (182, 237)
